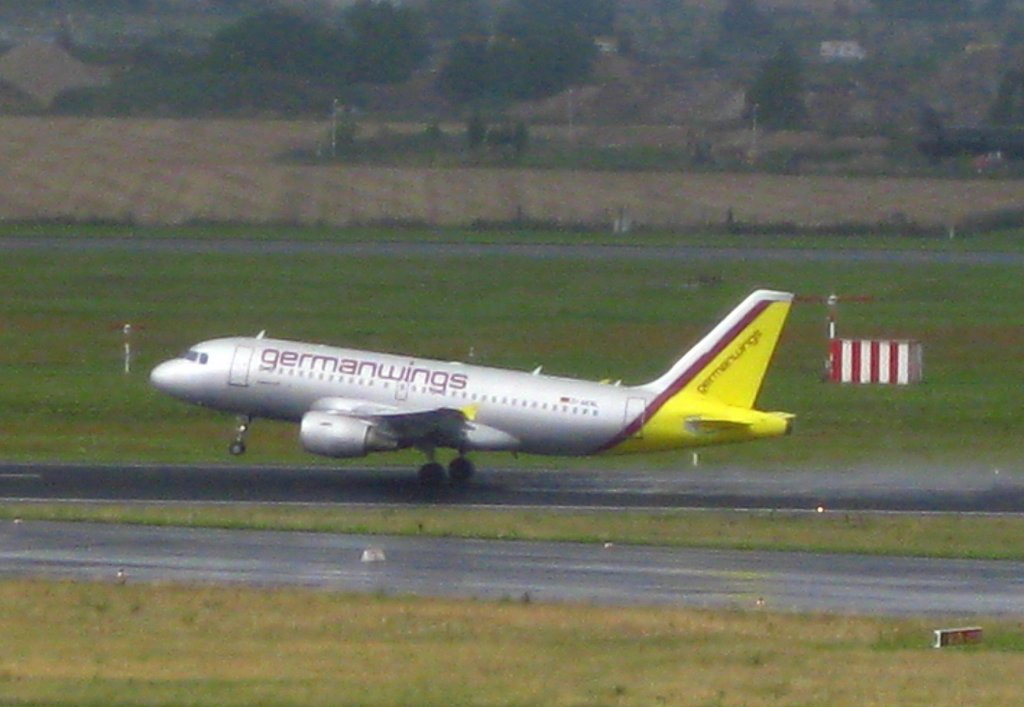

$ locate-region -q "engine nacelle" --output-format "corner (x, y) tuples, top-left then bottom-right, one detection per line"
(300, 411), (397, 458)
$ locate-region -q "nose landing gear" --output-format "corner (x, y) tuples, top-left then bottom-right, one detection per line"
(229, 415), (251, 456)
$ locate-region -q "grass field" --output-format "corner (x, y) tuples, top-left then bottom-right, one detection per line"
(2, 227), (1023, 469)
(3, 227), (1024, 704)
(0, 580), (1021, 706)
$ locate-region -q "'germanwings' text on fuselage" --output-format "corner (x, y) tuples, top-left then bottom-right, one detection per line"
(150, 289), (795, 485)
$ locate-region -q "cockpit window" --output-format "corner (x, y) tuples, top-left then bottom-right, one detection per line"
(182, 350), (209, 364)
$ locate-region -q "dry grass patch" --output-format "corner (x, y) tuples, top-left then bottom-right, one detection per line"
(0, 580), (1021, 706)
(1, 117), (1024, 227)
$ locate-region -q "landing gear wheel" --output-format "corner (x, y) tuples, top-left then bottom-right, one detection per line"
(448, 457), (475, 485)
(229, 415), (251, 456)
(418, 462), (447, 487)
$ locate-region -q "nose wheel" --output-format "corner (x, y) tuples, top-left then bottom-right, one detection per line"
(229, 415), (251, 456)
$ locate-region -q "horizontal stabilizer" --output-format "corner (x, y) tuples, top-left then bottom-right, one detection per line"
(684, 416), (752, 435)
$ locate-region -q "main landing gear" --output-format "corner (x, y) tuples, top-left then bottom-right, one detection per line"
(229, 415), (251, 456)
(417, 455), (475, 488)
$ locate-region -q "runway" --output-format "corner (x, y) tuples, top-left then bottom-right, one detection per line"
(2, 519), (1021, 615)
(3, 463), (1021, 615)
(3, 236), (1024, 266)
(1, 462), (1022, 513)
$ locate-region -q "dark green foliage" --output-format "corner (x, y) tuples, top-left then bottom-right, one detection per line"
(206, 3), (429, 86)
(869, 0), (970, 18)
(497, 0), (615, 39)
(53, 70), (341, 117)
(58, 3), (430, 116)
(440, 40), (494, 102)
(989, 70), (1024, 125)
(205, 10), (347, 82)
(421, 0), (489, 42)
(719, 0), (773, 40)
(466, 111), (486, 150)
(746, 44), (807, 130)
(438, 0), (600, 103)
(343, 0), (431, 84)
(485, 120), (530, 160)
(980, 0), (1010, 17)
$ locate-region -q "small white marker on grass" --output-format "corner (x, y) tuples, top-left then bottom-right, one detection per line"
(361, 548), (386, 563)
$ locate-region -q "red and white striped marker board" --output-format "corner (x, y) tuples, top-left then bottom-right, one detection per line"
(829, 339), (922, 384)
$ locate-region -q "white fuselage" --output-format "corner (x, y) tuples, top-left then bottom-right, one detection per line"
(154, 336), (647, 456)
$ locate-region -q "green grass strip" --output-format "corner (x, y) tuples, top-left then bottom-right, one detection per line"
(4, 504), (1024, 560)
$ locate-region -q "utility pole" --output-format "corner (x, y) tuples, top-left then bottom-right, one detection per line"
(749, 103), (759, 164)
(331, 98), (339, 158)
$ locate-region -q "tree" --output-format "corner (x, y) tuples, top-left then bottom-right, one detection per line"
(438, 39), (493, 102)
(990, 70), (1024, 125)
(869, 0), (970, 18)
(421, 0), (488, 43)
(206, 10), (346, 81)
(980, 0), (1010, 18)
(205, 3), (429, 88)
(466, 111), (487, 150)
(342, 0), (431, 84)
(497, 0), (615, 39)
(746, 44), (807, 130)
(438, 0), (600, 103)
(720, 0), (773, 40)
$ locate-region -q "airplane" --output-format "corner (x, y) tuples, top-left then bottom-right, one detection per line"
(150, 289), (795, 485)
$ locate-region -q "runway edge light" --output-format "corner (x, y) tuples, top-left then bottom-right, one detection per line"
(932, 626), (983, 648)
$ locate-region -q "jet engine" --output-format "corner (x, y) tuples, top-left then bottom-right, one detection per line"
(300, 411), (397, 458)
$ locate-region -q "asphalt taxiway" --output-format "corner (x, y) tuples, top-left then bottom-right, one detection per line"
(3, 519), (1022, 615)
(5, 236), (1024, 266)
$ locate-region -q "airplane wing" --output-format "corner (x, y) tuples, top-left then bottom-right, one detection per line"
(370, 408), (469, 448)
(306, 397), (518, 453)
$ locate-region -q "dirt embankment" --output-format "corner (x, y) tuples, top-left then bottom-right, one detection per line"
(0, 117), (1021, 230)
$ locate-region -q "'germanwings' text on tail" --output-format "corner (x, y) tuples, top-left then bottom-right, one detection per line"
(150, 289), (795, 485)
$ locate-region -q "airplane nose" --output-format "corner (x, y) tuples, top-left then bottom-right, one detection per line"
(150, 360), (184, 395)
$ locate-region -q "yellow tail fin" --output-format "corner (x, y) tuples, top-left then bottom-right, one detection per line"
(642, 289), (793, 409)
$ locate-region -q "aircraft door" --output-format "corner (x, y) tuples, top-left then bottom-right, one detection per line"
(395, 381), (409, 402)
(625, 397), (646, 438)
(229, 346), (254, 387)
